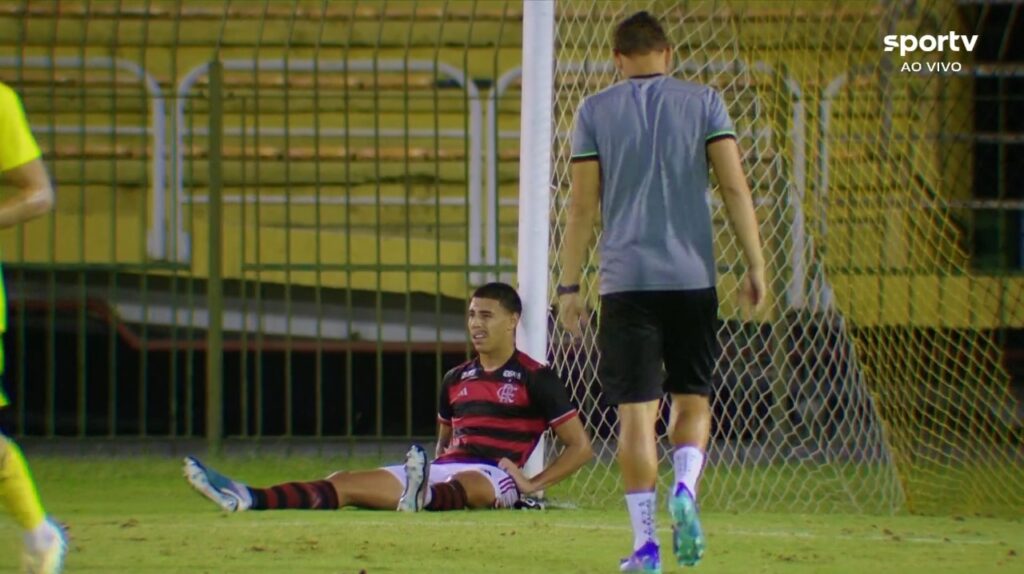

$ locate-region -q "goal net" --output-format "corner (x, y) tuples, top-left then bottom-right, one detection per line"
(542, 0), (1023, 515)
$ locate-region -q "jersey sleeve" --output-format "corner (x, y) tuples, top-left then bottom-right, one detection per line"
(0, 83), (42, 172)
(570, 98), (599, 162)
(704, 88), (737, 144)
(529, 368), (578, 428)
(437, 367), (459, 425)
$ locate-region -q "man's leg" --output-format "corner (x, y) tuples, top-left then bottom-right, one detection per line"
(662, 288), (719, 567)
(0, 434), (45, 531)
(668, 393), (710, 498)
(1, 434), (67, 574)
(419, 471), (494, 511)
(185, 456), (400, 511)
(617, 400), (662, 571)
(314, 467), (499, 512)
(618, 401), (661, 493)
(325, 469), (403, 510)
(598, 292), (664, 572)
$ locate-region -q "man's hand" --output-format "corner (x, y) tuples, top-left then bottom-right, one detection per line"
(557, 292), (585, 339)
(739, 266), (766, 314)
(498, 458), (536, 495)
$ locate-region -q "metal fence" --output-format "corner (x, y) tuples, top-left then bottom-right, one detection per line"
(0, 1), (1020, 453)
(0, 1), (529, 448)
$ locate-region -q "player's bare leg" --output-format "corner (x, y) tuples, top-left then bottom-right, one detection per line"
(618, 401), (660, 491)
(449, 471), (497, 509)
(667, 394), (710, 566)
(327, 469), (404, 510)
(185, 456), (390, 512)
(617, 400), (662, 573)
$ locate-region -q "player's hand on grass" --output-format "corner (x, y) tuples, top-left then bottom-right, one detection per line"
(739, 265), (766, 314)
(557, 292), (585, 339)
(498, 457), (536, 495)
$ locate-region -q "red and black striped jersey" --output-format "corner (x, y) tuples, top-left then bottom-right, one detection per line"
(436, 350), (577, 468)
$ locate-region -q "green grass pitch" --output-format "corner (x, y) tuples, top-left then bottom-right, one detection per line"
(1, 456), (1021, 573)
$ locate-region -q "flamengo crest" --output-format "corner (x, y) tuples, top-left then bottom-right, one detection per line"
(497, 383), (518, 404)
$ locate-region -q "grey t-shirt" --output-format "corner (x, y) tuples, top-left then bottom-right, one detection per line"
(570, 75), (736, 295)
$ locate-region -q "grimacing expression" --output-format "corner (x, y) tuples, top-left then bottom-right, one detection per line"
(467, 297), (518, 354)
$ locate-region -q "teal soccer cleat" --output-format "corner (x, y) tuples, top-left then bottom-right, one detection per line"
(669, 484), (705, 566)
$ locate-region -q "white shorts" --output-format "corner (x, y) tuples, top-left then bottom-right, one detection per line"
(382, 460), (520, 509)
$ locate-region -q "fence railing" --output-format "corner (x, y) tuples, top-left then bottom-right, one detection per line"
(3, 54), (1022, 445)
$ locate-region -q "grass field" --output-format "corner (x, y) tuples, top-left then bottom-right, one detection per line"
(1, 456), (1021, 573)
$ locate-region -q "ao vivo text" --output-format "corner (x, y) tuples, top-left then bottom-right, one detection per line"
(900, 61), (964, 73)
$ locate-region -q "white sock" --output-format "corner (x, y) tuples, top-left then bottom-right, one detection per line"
(625, 490), (657, 550)
(23, 519), (58, 553)
(672, 446), (704, 499)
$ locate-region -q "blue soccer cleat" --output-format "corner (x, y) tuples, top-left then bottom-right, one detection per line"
(396, 444), (430, 512)
(619, 540), (661, 573)
(669, 483), (705, 566)
(183, 456), (252, 512)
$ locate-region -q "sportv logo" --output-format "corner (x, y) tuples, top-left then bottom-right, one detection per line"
(883, 32), (979, 57)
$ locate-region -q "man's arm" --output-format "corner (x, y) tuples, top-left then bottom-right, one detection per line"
(499, 416), (592, 495)
(560, 160), (600, 287)
(557, 160), (601, 336)
(707, 138), (766, 310)
(0, 158), (55, 228)
(435, 422), (452, 459)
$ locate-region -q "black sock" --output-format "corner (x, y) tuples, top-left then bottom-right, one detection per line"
(425, 480), (468, 511)
(249, 480), (340, 510)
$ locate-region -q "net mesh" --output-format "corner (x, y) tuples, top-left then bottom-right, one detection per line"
(545, 0), (1023, 515)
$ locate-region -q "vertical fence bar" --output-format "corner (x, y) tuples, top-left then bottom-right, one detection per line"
(282, 1), (298, 440)
(403, 6), (416, 439)
(312, 1), (327, 443)
(239, 95), (249, 437)
(342, 1), (355, 442)
(76, 28), (90, 438)
(373, 14), (384, 441)
(206, 60), (225, 455)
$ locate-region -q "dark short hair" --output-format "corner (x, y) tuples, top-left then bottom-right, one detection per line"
(613, 11), (670, 56)
(471, 282), (523, 316)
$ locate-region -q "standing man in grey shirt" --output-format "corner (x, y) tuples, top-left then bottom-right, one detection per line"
(556, 11), (766, 573)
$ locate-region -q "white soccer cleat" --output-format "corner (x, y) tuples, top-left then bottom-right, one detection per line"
(183, 456), (252, 512)
(21, 518), (67, 574)
(396, 444), (429, 512)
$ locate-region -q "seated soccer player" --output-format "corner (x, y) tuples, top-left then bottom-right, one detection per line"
(184, 282), (593, 512)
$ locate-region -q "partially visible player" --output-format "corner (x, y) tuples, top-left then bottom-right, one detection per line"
(185, 282), (593, 514)
(0, 81), (66, 573)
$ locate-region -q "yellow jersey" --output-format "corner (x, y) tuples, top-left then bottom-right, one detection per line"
(0, 81), (42, 403)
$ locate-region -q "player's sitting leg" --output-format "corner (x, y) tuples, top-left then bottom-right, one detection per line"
(391, 456), (521, 512)
(425, 471), (492, 511)
(0, 434), (67, 574)
(185, 455), (407, 512)
(185, 446), (518, 514)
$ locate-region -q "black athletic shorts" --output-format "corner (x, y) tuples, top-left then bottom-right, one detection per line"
(597, 288), (720, 405)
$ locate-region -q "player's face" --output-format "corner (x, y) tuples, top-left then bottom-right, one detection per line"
(467, 297), (518, 355)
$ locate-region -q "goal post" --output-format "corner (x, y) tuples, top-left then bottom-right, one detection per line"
(517, 0), (556, 482)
